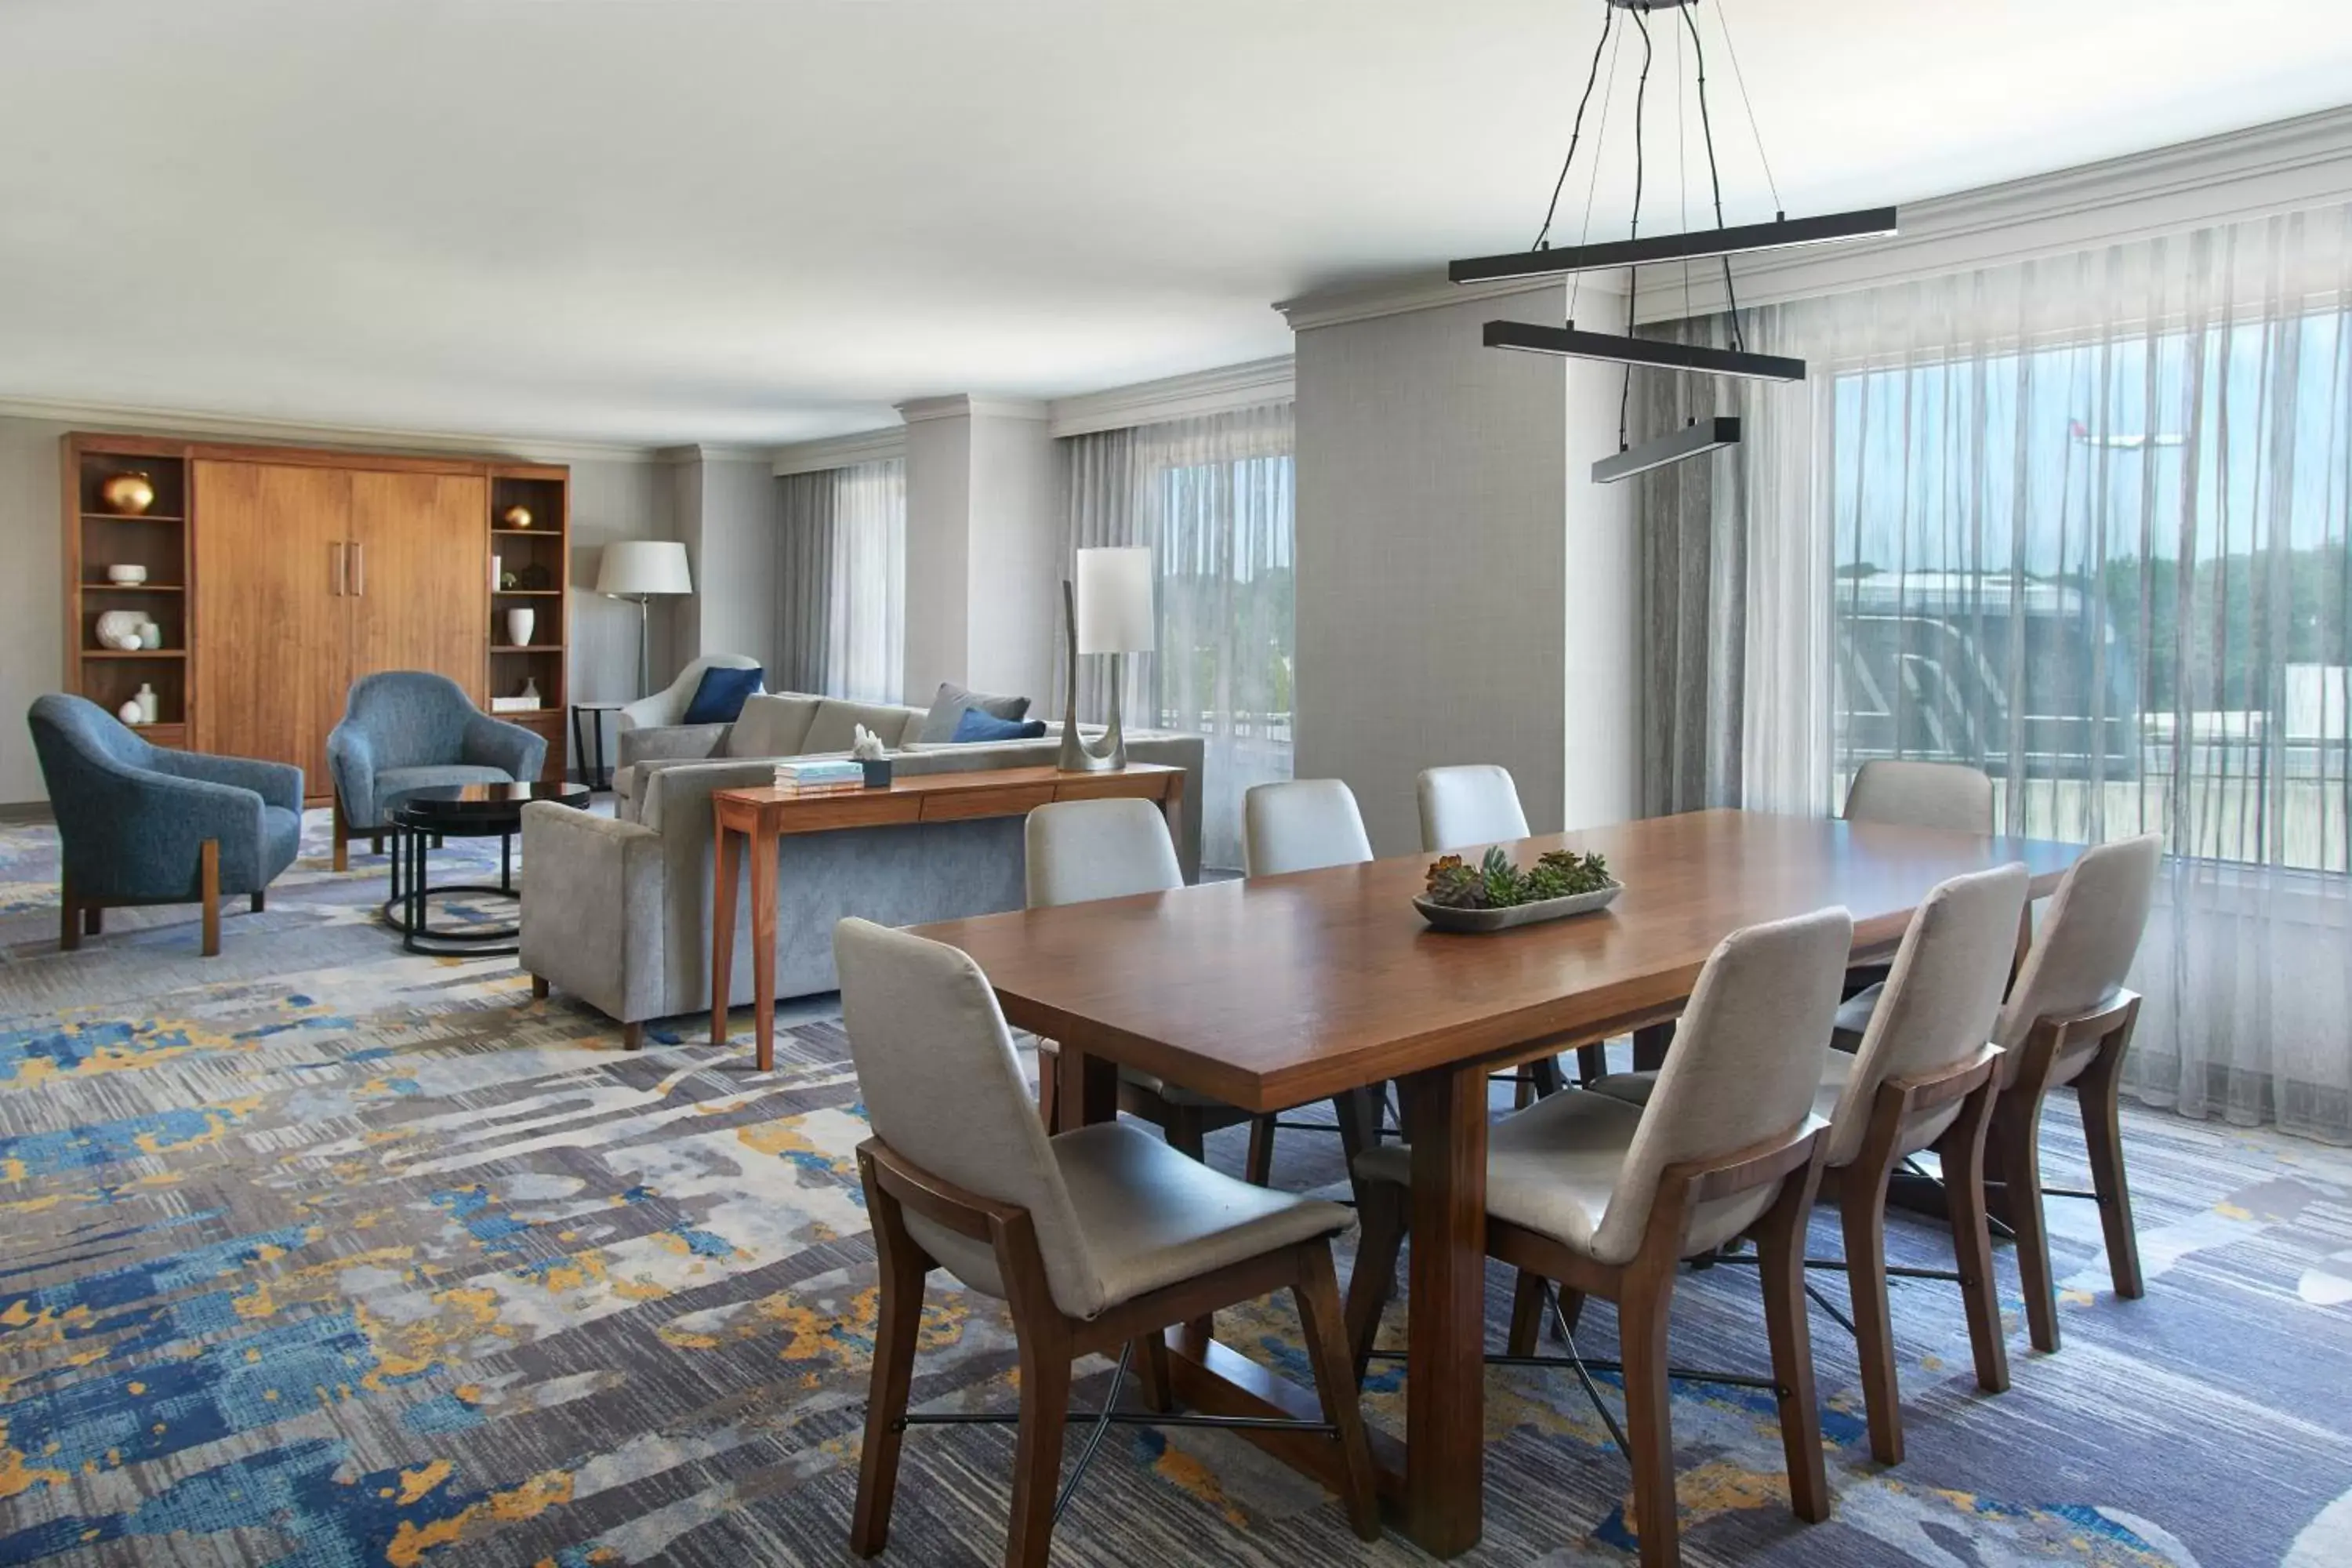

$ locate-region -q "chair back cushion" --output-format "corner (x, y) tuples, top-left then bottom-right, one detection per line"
(341, 671), (475, 771)
(1844, 760), (1994, 834)
(1828, 863), (2029, 1165)
(915, 681), (1032, 744)
(1416, 764), (1531, 852)
(803, 699), (922, 756)
(1595, 906), (1852, 1263)
(835, 919), (1103, 1316)
(681, 663), (764, 724)
(1027, 798), (1183, 909)
(725, 693), (821, 758)
(29, 691), (150, 775)
(1243, 779), (1374, 876)
(1994, 832), (2162, 1051)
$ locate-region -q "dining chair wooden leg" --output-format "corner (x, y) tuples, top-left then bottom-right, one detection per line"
(1244, 1114), (1277, 1186)
(1131, 1332), (1174, 1414)
(1835, 1158), (1902, 1465)
(1531, 1056), (1568, 1098)
(1617, 1268), (1682, 1568)
(1344, 1181), (1406, 1379)
(1575, 1042), (1608, 1084)
(851, 1160), (929, 1559)
(2074, 1017), (2146, 1301)
(1034, 1041), (1061, 1130)
(1992, 1094), (2060, 1354)
(1512, 1075), (1537, 1109)
(1507, 1270), (1548, 1357)
(1005, 1319), (1074, 1568)
(1756, 1169), (1832, 1521)
(1292, 1243), (1383, 1542)
(1938, 1083), (2011, 1395)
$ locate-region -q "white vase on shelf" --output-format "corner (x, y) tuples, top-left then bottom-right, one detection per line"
(118, 699), (143, 726)
(506, 608), (535, 647)
(136, 683), (159, 724)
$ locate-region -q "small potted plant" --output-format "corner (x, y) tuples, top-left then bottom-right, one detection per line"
(852, 724), (893, 789)
(1414, 845), (1621, 932)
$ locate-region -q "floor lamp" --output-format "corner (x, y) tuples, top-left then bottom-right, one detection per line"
(594, 541), (693, 698)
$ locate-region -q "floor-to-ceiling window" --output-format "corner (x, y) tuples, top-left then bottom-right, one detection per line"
(1062, 403), (1294, 871)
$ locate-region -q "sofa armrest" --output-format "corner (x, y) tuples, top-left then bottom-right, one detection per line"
(67, 765), (268, 898)
(518, 803), (666, 1025)
(618, 723), (731, 770)
(461, 710), (548, 780)
(156, 750), (303, 814)
(617, 690), (679, 731)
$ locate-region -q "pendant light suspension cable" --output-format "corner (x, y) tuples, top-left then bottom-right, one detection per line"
(1617, 0), (1656, 452)
(1709, 0), (1784, 217)
(1530, 5), (1621, 253)
(1681, 1), (1748, 351)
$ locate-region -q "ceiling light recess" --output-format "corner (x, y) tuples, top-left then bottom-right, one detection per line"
(1592, 416), (1743, 485)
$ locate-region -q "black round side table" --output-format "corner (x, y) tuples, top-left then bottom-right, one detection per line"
(383, 781), (590, 956)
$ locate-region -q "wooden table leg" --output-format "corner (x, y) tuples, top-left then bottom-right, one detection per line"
(1632, 1021), (1675, 1072)
(710, 815), (740, 1049)
(1400, 1061), (1490, 1557)
(749, 820), (778, 1073)
(1056, 1039), (1119, 1131)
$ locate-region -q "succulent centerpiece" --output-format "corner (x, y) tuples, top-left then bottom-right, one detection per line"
(1415, 845), (1622, 932)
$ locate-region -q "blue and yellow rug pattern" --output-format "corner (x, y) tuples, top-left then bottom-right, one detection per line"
(2, 811), (2350, 1565)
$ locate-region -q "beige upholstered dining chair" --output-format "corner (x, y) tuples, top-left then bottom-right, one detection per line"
(1844, 759), (1996, 833)
(1596, 863), (2029, 1465)
(837, 918), (1379, 1568)
(1416, 764), (1531, 852)
(1243, 778), (1374, 876)
(1346, 906), (1853, 1568)
(1025, 798), (1267, 1167)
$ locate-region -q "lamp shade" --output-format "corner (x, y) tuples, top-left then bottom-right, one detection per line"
(595, 539), (693, 597)
(1076, 546), (1153, 655)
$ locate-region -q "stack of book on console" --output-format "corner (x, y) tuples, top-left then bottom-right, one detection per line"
(774, 758), (866, 793)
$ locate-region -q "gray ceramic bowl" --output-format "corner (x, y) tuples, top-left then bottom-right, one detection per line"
(1413, 879), (1624, 933)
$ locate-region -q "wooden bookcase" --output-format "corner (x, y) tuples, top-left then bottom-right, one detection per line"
(63, 434), (196, 750)
(487, 465), (570, 782)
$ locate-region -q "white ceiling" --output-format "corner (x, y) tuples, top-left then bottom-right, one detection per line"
(4, 1), (2350, 448)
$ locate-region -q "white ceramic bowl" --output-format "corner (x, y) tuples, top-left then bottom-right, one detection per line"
(105, 564), (149, 586)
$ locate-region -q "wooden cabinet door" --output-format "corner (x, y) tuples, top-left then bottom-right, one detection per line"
(192, 459), (353, 787)
(349, 470), (488, 699)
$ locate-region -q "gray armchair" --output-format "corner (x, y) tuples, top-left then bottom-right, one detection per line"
(326, 671), (547, 869)
(28, 694), (303, 956)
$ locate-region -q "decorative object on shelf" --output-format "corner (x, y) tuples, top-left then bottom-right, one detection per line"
(518, 562), (552, 590)
(593, 539), (694, 698)
(851, 724), (894, 789)
(140, 619), (162, 649)
(117, 698), (144, 726)
(500, 570), (519, 590)
(503, 504), (533, 529)
(1457, 0), (1899, 477)
(135, 683), (160, 724)
(506, 607), (535, 647)
(95, 610), (144, 647)
(519, 676), (543, 707)
(100, 471), (156, 515)
(1058, 545), (1153, 774)
(490, 695), (537, 713)
(1414, 846), (1622, 932)
(491, 553), (503, 591)
(104, 564), (148, 586)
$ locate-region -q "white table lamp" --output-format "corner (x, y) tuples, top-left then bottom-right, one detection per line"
(595, 540), (694, 698)
(1059, 546), (1155, 772)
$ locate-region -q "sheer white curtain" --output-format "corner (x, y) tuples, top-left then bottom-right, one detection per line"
(1059, 404), (1294, 870)
(1649, 204), (2352, 1142)
(775, 458), (904, 703)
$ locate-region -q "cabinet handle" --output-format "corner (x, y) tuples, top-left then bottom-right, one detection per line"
(351, 541), (365, 597)
(331, 540), (345, 596)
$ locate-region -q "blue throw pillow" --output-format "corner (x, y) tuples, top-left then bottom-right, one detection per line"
(682, 665), (763, 724)
(950, 708), (1048, 743)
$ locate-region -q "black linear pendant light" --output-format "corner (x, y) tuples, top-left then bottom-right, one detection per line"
(1457, 0), (1898, 481)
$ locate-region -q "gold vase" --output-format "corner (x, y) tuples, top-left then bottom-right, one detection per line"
(502, 504), (533, 529)
(100, 472), (155, 516)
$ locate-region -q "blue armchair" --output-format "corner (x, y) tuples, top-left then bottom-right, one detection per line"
(28, 694), (304, 956)
(327, 671), (547, 869)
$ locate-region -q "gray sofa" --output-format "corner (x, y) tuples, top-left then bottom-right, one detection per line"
(519, 691), (1203, 1046)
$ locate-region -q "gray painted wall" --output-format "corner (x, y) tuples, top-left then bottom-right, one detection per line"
(0, 412), (673, 804)
(1293, 283), (1635, 855)
(964, 409), (1059, 706)
(901, 415), (973, 706)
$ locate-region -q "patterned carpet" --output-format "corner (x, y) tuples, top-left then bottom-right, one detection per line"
(2, 809), (2350, 1566)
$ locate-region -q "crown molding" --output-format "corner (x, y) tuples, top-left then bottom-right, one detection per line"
(1047, 355), (1294, 438)
(0, 394), (669, 463)
(1276, 268), (1624, 333)
(657, 442), (775, 466)
(895, 394), (1051, 425)
(771, 426), (907, 476)
(1633, 103), (2352, 324)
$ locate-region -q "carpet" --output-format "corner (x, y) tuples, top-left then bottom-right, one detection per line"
(2, 810), (2350, 1566)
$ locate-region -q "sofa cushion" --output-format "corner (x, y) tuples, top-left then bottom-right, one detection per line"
(727, 693), (821, 758)
(803, 699), (920, 756)
(914, 681), (1031, 743)
(951, 708), (1049, 742)
(683, 664), (764, 724)
(376, 764), (517, 816)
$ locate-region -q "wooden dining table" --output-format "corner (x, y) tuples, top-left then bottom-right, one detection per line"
(908, 808), (2085, 1558)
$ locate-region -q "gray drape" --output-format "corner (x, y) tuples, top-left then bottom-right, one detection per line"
(775, 470), (837, 695)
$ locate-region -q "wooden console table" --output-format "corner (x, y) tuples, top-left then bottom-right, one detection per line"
(710, 764), (1185, 1069)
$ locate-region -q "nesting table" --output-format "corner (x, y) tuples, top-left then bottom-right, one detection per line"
(384, 780), (589, 956)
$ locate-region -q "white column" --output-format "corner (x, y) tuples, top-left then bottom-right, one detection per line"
(897, 395), (1058, 707)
